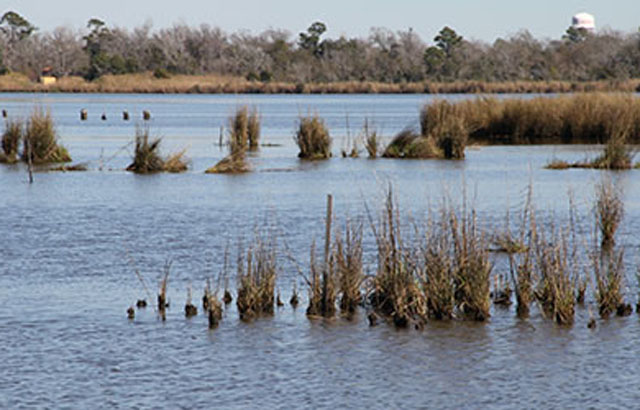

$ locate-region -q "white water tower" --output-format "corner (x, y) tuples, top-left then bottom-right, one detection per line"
(572, 12), (595, 32)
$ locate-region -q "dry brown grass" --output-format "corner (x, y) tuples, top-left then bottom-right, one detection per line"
(306, 242), (337, 318)
(22, 109), (71, 164)
(593, 248), (627, 318)
(4, 73), (640, 95)
(126, 127), (188, 173)
(533, 228), (576, 326)
(596, 180), (623, 250)
(236, 235), (278, 321)
(1, 118), (22, 163)
(420, 100), (468, 159)
(369, 190), (426, 328)
(295, 115), (331, 160)
(126, 127), (164, 173)
(382, 130), (439, 159)
(335, 222), (364, 316)
(449, 209), (492, 321)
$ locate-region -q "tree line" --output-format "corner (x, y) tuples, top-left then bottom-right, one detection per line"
(2, 10), (640, 84)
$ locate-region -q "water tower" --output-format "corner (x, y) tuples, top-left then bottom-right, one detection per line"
(572, 12), (595, 32)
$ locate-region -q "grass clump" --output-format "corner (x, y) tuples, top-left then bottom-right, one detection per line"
(127, 127), (165, 173)
(382, 130), (439, 159)
(127, 127), (188, 173)
(593, 249), (628, 318)
(420, 100), (468, 159)
(421, 217), (455, 320)
(369, 190), (426, 328)
(295, 115), (331, 159)
(449, 209), (492, 321)
(595, 180), (623, 250)
(22, 109), (71, 164)
(306, 243), (337, 318)
(247, 108), (261, 150)
(236, 235), (278, 321)
(533, 229), (576, 326)
(1, 118), (22, 163)
(204, 281), (223, 329)
(335, 222), (364, 317)
(362, 119), (380, 158)
(206, 107), (256, 173)
(164, 149), (189, 173)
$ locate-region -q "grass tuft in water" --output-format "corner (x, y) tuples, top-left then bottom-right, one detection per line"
(295, 115), (331, 160)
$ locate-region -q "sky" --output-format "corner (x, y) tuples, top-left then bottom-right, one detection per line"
(3, 0), (640, 43)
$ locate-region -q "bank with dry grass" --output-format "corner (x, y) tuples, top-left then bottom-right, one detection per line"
(5, 72), (640, 95)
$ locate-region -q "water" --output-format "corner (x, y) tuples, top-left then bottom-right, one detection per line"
(2, 93), (640, 409)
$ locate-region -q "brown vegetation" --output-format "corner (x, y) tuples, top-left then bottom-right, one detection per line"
(21, 109), (71, 164)
(6, 72), (640, 95)
(1, 118), (22, 163)
(295, 115), (331, 160)
(126, 127), (188, 173)
(236, 235), (278, 321)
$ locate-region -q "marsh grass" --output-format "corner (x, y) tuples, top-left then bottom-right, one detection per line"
(420, 100), (468, 159)
(595, 180), (623, 250)
(236, 235), (278, 321)
(362, 119), (380, 159)
(158, 262), (171, 321)
(421, 216), (455, 320)
(369, 190), (426, 327)
(204, 280), (223, 328)
(127, 127), (164, 173)
(449, 209), (492, 321)
(335, 222), (364, 316)
(206, 107), (256, 173)
(1, 118), (22, 163)
(306, 243), (337, 318)
(382, 129), (438, 159)
(533, 228), (576, 325)
(184, 285), (198, 317)
(593, 248), (627, 318)
(127, 127), (188, 173)
(22, 109), (71, 164)
(295, 115), (331, 159)
(247, 108), (261, 150)
(164, 149), (189, 173)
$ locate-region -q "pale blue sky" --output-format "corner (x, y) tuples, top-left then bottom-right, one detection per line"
(4, 0), (639, 42)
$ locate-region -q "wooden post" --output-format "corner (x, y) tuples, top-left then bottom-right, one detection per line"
(324, 194), (333, 268)
(26, 139), (33, 184)
(322, 194), (333, 314)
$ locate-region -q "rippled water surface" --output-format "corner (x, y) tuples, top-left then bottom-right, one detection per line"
(1, 93), (640, 409)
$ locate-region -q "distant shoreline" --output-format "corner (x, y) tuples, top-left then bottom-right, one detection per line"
(1, 72), (640, 95)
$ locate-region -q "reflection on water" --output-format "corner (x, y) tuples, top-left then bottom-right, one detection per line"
(1, 93), (640, 408)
